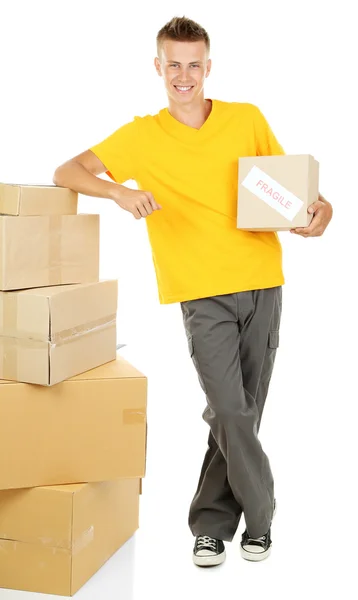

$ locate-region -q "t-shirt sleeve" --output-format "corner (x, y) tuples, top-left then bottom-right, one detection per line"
(252, 105), (285, 156)
(89, 118), (139, 183)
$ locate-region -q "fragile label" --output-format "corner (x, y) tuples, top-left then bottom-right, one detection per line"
(241, 165), (304, 221)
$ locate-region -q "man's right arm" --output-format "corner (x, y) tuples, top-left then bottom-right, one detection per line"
(53, 150), (122, 200)
(52, 151), (161, 219)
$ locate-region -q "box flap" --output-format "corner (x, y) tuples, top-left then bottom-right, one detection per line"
(0, 486), (74, 548)
(0, 353), (146, 386)
(0, 183), (20, 215)
(69, 354), (146, 380)
(38, 483), (88, 493)
(0, 214), (99, 291)
(0, 281), (117, 342)
(0, 183), (77, 216)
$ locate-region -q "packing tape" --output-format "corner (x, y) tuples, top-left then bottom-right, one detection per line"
(1, 293), (18, 335)
(123, 408), (146, 425)
(1, 294), (19, 380)
(51, 314), (117, 346)
(48, 215), (63, 285)
(72, 526), (95, 555)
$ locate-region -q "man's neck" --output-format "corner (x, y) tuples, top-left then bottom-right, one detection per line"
(167, 97), (212, 130)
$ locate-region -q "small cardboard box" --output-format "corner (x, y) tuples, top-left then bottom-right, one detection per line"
(0, 280), (118, 385)
(0, 214), (99, 290)
(237, 154), (319, 231)
(0, 478), (140, 596)
(0, 355), (147, 490)
(0, 183), (78, 216)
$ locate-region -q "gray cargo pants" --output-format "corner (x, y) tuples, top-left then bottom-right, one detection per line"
(180, 286), (282, 541)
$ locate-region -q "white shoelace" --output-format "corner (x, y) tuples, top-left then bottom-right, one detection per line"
(197, 536), (217, 551)
(247, 534), (266, 543)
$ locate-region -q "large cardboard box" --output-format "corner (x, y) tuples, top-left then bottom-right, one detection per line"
(0, 280), (118, 385)
(237, 154), (319, 231)
(0, 183), (78, 216)
(0, 355), (147, 490)
(0, 214), (99, 291)
(0, 478), (140, 596)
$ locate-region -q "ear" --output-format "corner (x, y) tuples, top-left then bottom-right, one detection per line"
(206, 58), (212, 77)
(154, 57), (162, 76)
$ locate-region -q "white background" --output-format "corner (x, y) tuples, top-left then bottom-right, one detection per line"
(0, 0), (357, 598)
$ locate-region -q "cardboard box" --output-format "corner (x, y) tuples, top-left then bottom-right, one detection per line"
(0, 355), (147, 490)
(0, 214), (99, 291)
(0, 280), (118, 385)
(0, 478), (140, 596)
(0, 183), (78, 216)
(237, 154), (319, 231)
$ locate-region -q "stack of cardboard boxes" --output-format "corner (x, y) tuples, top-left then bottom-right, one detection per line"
(0, 184), (147, 596)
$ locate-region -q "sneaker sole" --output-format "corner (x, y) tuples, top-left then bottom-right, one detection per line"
(240, 499), (276, 562)
(193, 550), (226, 567)
(240, 545), (271, 562)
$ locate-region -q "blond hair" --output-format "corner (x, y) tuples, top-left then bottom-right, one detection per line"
(156, 16), (210, 58)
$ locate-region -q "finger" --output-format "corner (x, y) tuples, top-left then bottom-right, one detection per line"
(296, 224), (321, 234)
(292, 214), (323, 235)
(291, 228), (320, 237)
(133, 208), (142, 220)
(135, 203), (147, 218)
(143, 201), (153, 215)
(152, 199), (162, 210)
(290, 226), (311, 236)
(145, 192), (162, 210)
(308, 200), (324, 214)
(290, 225), (311, 233)
(138, 204), (149, 218)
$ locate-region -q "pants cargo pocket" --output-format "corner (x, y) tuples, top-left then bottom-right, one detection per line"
(268, 330), (279, 349)
(186, 334), (208, 396)
(187, 334), (194, 357)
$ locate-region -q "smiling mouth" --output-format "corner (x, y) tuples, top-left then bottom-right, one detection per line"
(174, 85), (194, 94)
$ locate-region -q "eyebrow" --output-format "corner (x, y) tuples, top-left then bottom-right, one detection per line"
(166, 60), (202, 64)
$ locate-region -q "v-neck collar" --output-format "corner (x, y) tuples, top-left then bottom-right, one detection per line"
(158, 99), (219, 143)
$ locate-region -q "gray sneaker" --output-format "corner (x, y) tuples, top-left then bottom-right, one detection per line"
(240, 498), (277, 562)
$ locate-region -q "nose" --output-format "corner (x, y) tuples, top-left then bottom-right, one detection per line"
(175, 65), (194, 82)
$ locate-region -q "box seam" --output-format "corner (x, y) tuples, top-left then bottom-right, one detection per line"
(70, 491), (75, 595)
(48, 297), (51, 385)
(18, 185), (22, 215)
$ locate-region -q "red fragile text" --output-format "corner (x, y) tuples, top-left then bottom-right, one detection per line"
(256, 180), (292, 209)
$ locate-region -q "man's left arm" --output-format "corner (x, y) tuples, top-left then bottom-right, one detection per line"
(252, 106), (333, 237)
(290, 193), (333, 237)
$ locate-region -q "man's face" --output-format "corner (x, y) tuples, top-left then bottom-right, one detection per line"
(155, 40), (211, 104)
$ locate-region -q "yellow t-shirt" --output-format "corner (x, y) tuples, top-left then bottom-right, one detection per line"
(90, 100), (285, 304)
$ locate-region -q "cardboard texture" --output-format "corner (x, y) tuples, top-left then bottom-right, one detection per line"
(0, 355), (147, 490)
(237, 154), (319, 231)
(0, 478), (140, 596)
(0, 183), (78, 216)
(0, 214), (99, 291)
(0, 280), (118, 385)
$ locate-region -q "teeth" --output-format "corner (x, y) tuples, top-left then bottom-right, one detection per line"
(176, 86), (192, 91)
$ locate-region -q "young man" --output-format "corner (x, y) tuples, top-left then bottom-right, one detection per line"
(53, 16), (332, 566)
